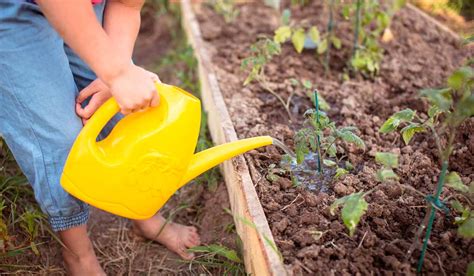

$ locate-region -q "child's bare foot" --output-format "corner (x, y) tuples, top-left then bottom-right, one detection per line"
(132, 214), (201, 260)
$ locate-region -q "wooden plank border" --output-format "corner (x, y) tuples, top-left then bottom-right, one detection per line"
(180, 1), (287, 275)
(406, 3), (462, 41)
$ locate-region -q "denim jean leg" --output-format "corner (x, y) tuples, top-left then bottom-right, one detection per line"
(0, 1), (88, 231)
(64, 1), (124, 140)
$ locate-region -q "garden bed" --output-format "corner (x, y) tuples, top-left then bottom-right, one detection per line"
(181, 0), (473, 274)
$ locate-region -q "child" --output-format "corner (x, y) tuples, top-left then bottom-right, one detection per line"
(0, 0), (200, 274)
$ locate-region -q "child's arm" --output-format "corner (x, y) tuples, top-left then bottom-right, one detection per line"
(103, 0), (143, 60)
(36, 0), (158, 114)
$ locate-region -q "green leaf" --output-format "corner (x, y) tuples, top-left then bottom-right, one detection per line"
(376, 168), (399, 182)
(458, 215), (474, 238)
(281, 8), (291, 25)
(331, 36), (342, 49)
(342, 192), (368, 236)
(291, 28), (306, 54)
(451, 200), (465, 213)
(467, 261), (474, 276)
(428, 105), (442, 118)
(336, 129), (365, 150)
(420, 88), (453, 111)
(393, 108), (416, 121)
(377, 12), (390, 29)
(457, 93), (474, 118)
(392, 0), (406, 11)
(302, 79), (312, 89)
(289, 78), (299, 86)
(330, 195), (348, 216)
(189, 244), (242, 263)
(375, 152), (398, 168)
(323, 159), (337, 167)
(379, 109), (415, 133)
(31, 241), (39, 256)
(401, 123), (425, 145)
(274, 26), (292, 44)
(345, 161), (354, 171)
(291, 174), (299, 187)
(317, 38), (328, 54)
(446, 172), (469, 193)
(334, 168), (348, 179)
(327, 143), (337, 157)
(342, 5), (350, 19)
(379, 117), (400, 133)
(295, 133), (309, 164)
(448, 67), (474, 90)
(312, 94), (330, 111)
(308, 26), (320, 43)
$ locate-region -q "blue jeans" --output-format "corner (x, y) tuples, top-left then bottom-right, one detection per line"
(0, 1), (121, 231)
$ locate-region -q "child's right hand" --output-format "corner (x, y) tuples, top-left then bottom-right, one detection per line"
(107, 64), (160, 114)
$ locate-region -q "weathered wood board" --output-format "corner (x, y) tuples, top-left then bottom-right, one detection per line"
(180, 0), (287, 275)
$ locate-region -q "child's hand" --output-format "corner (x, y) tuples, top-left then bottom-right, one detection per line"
(75, 78), (112, 125)
(107, 64), (161, 114)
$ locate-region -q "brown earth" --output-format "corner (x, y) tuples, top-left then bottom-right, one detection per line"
(194, 0), (474, 274)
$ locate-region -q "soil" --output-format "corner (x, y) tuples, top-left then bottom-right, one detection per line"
(1, 5), (239, 275)
(194, 0), (474, 274)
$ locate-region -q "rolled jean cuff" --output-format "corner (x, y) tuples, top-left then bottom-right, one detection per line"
(49, 207), (89, 232)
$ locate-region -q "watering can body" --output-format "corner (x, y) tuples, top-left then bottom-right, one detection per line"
(61, 83), (273, 219)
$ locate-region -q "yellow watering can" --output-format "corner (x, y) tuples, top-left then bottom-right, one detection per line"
(61, 83), (273, 219)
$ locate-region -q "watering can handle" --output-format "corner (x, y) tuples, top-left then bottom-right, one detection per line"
(82, 97), (121, 142)
(82, 82), (166, 141)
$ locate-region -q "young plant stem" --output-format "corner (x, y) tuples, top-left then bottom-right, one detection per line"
(325, 0), (335, 74)
(320, 139), (336, 167)
(257, 76), (294, 122)
(406, 207), (431, 260)
(313, 90), (323, 173)
(352, 0), (363, 59)
(417, 160), (448, 272)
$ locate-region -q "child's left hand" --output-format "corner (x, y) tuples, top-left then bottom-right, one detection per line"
(76, 78), (112, 125)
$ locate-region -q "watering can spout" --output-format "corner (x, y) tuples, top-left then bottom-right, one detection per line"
(181, 136), (274, 185)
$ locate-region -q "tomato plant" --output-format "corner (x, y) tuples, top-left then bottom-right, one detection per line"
(343, 0), (404, 76)
(331, 152), (400, 236)
(380, 66), (473, 271)
(273, 8), (341, 72)
(241, 38), (298, 121)
(294, 90), (365, 172)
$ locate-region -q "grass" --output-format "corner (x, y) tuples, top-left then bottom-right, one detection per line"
(0, 138), (58, 271)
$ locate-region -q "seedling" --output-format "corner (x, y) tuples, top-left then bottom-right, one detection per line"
(208, 0), (239, 23)
(343, 0), (404, 76)
(19, 209), (43, 256)
(273, 9), (341, 69)
(242, 38), (299, 121)
(380, 66), (473, 271)
(293, 90), (365, 172)
(375, 152), (399, 182)
(331, 152), (400, 236)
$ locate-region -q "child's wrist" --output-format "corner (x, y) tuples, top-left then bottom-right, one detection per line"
(100, 59), (132, 87)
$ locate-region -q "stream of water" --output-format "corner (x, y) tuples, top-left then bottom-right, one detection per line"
(272, 138), (333, 192)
